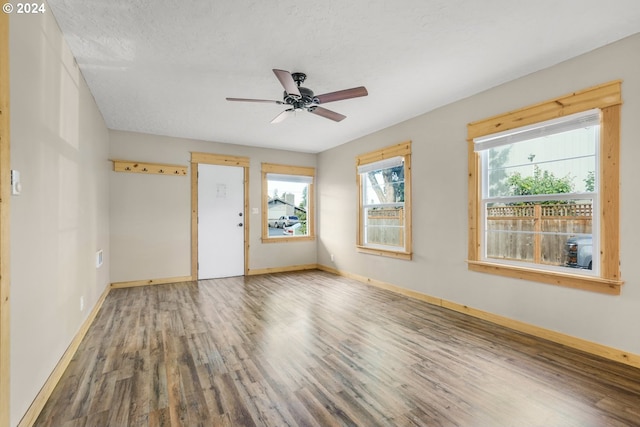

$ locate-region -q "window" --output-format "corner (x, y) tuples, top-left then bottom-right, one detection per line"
(476, 109), (599, 272)
(261, 163), (315, 242)
(356, 141), (412, 259)
(467, 81), (622, 294)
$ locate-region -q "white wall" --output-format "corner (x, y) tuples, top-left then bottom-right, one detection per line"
(318, 33), (640, 356)
(9, 10), (110, 427)
(109, 130), (317, 282)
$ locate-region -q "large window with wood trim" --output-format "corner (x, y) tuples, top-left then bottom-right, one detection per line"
(261, 163), (315, 242)
(467, 81), (622, 294)
(357, 141), (412, 259)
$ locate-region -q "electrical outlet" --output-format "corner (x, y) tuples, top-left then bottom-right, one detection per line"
(80, 296), (84, 311)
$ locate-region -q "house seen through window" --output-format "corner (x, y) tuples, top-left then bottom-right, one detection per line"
(262, 163), (315, 241)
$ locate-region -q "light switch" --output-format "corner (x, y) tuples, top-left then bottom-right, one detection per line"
(252, 208), (259, 214)
(10, 170), (21, 195)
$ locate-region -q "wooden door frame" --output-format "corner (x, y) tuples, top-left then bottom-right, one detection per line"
(191, 153), (249, 279)
(0, 12), (11, 427)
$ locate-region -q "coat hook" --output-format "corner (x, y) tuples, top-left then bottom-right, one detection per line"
(142, 168), (148, 172)
(125, 167), (131, 171)
(159, 169), (164, 173)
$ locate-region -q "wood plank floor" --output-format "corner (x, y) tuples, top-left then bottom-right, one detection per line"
(34, 271), (640, 426)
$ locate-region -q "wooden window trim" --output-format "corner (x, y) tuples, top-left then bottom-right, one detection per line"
(356, 246), (412, 260)
(356, 141), (412, 259)
(261, 163), (316, 243)
(467, 81), (623, 294)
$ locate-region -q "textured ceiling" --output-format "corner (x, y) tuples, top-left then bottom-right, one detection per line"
(47, 0), (640, 153)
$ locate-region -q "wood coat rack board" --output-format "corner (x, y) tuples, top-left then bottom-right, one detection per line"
(111, 159), (188, 176)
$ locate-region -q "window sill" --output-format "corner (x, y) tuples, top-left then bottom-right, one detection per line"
(262, 236), (316, 244)
(467, 260), (623, 295)
(357, 246), (412, 260)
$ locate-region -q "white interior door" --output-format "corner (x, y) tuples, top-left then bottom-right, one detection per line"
(198, 164), (245, 279)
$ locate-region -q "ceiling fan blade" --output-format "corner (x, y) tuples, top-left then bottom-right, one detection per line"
(226, 97), (283, 104)
(271, 109), (294, 124)
(315, 86), (368, 104)
(273, 69), (301, 97)
(310, 106), (346, 122)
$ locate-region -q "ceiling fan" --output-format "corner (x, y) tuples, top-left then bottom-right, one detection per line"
(226, 69), (368, 123)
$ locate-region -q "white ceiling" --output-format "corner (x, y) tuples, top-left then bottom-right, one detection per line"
(47, 0), (640, 153)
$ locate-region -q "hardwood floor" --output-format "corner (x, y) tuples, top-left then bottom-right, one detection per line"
(34, 271), (640, 426)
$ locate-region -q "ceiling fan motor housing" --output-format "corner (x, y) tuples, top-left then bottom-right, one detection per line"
(283, 86), (318, 110)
